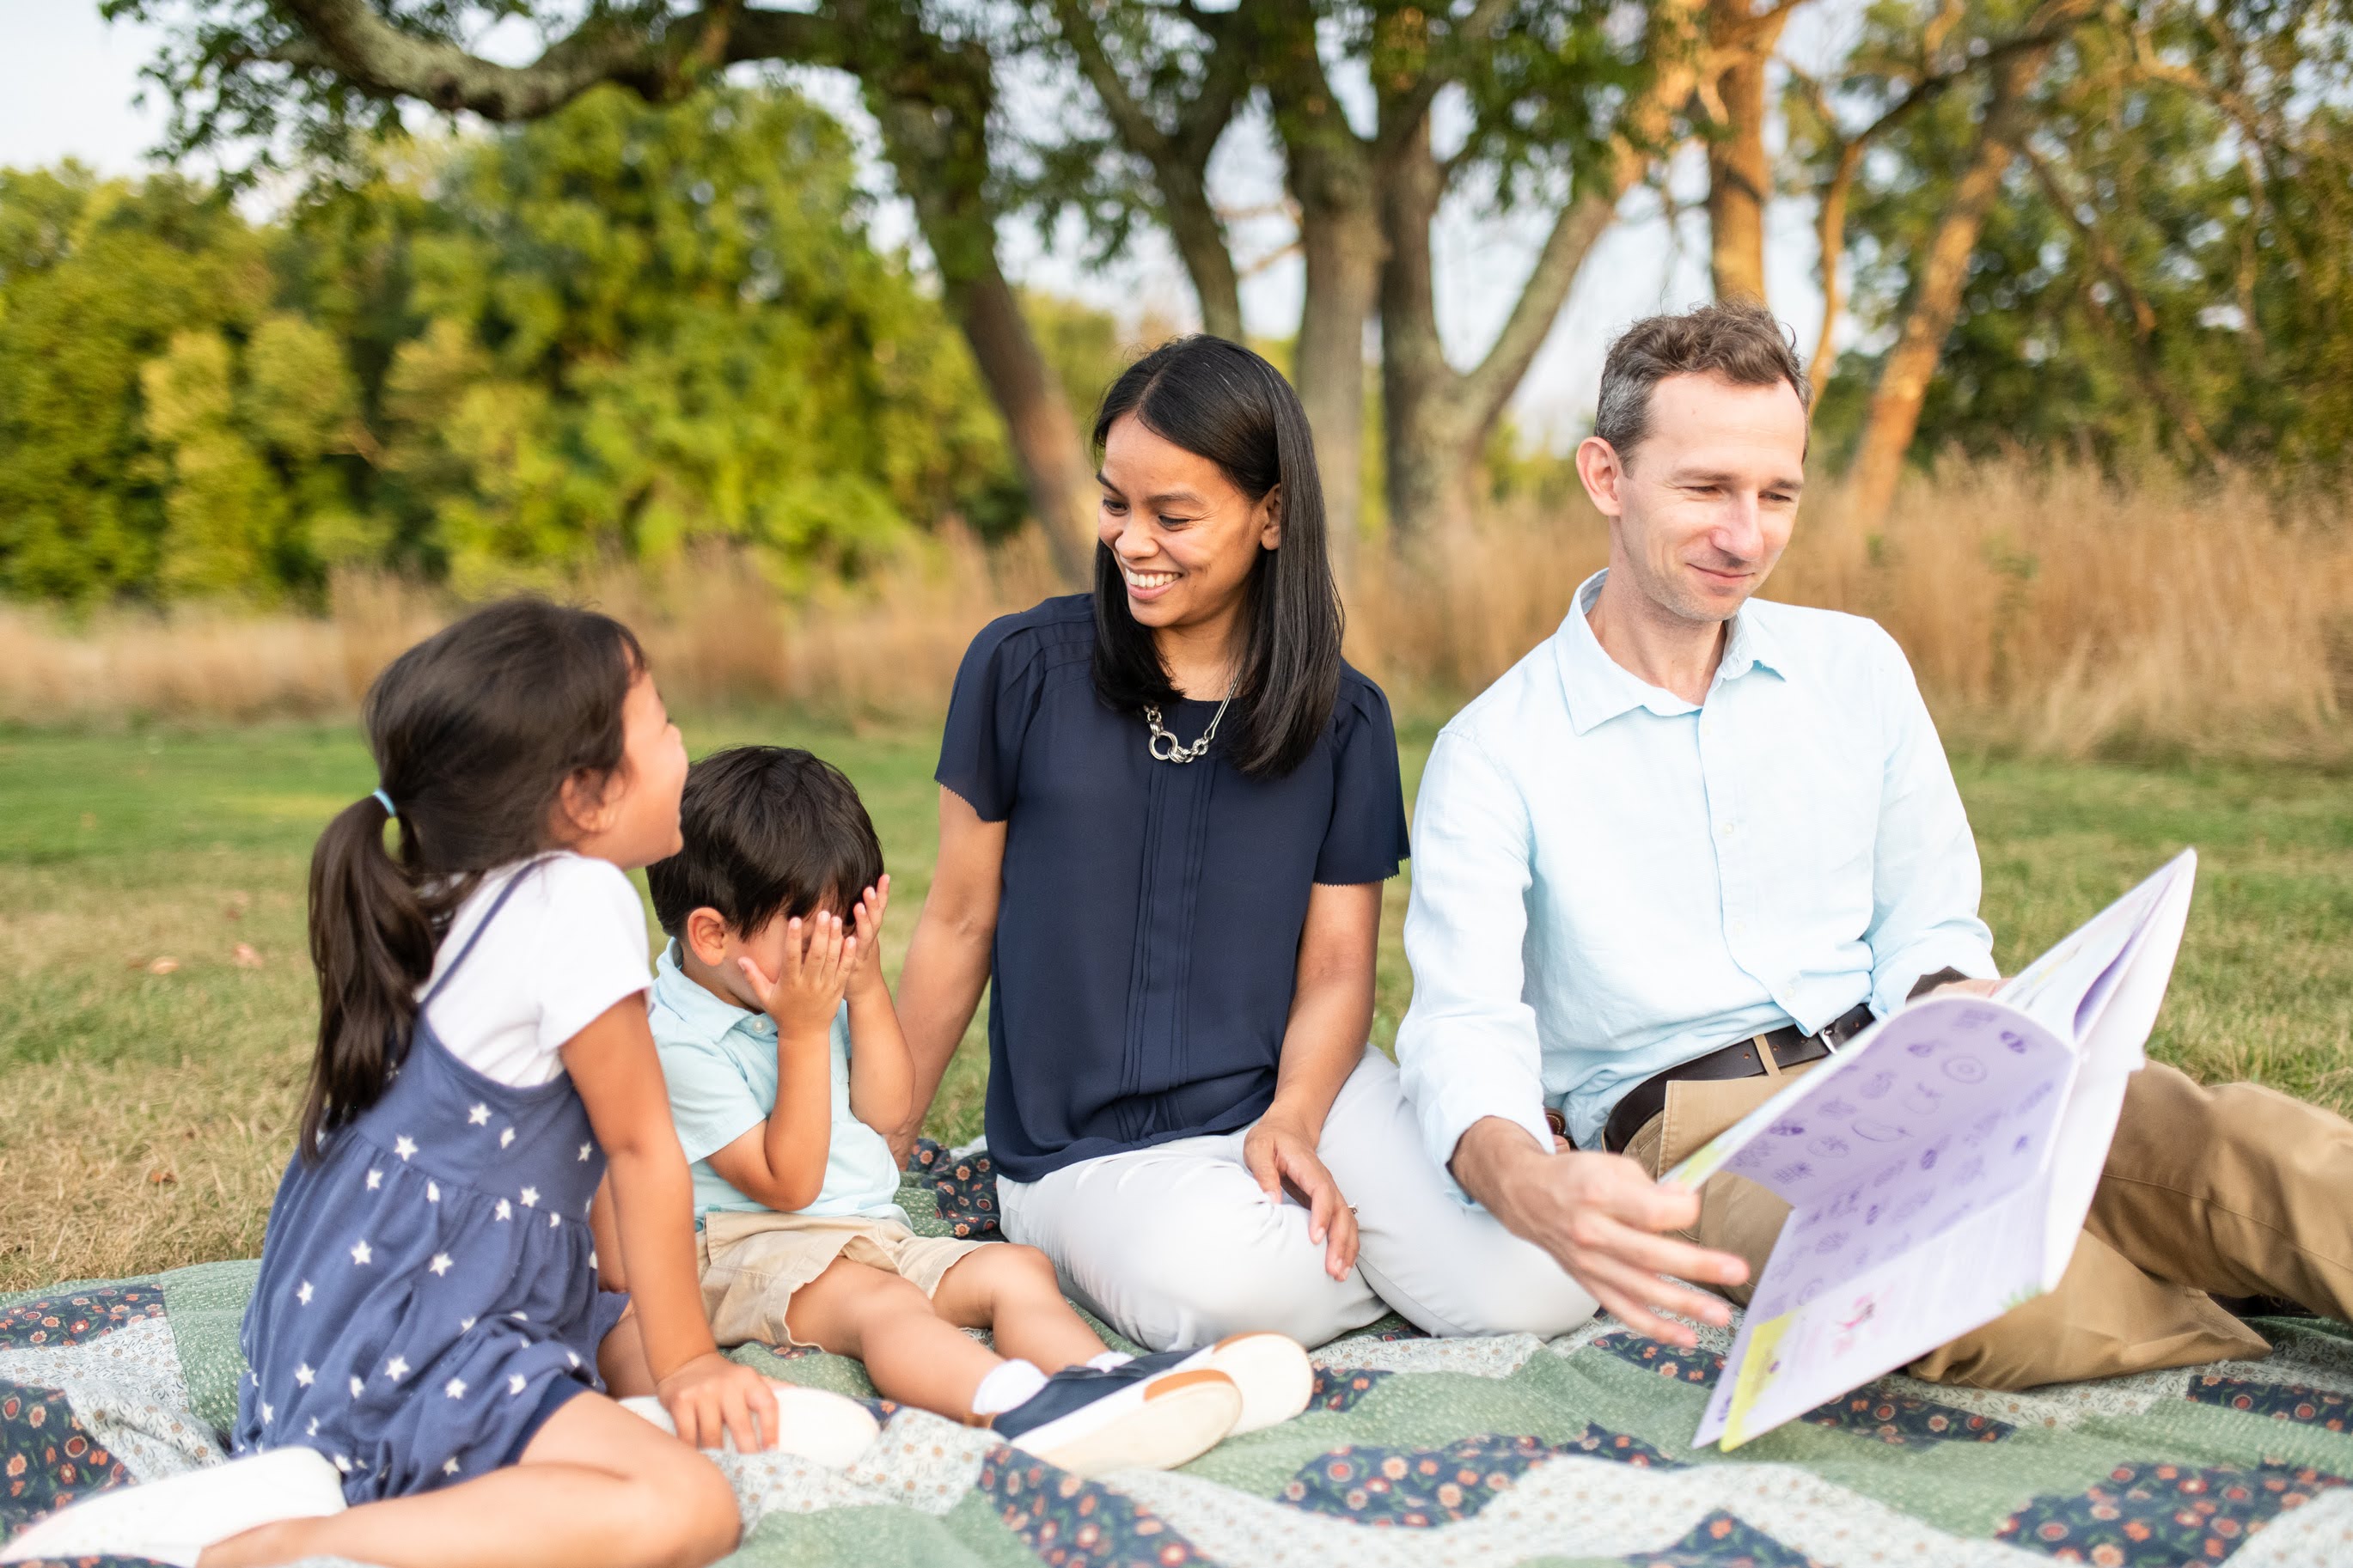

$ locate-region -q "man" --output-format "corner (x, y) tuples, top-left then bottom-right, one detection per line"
(1396, 301), (2352, 1387)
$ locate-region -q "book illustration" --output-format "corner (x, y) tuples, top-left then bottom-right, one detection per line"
(1662, 850), (2197, 1450)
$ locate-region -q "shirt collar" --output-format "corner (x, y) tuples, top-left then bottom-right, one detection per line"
(651, 942), (775, 1041)
(1552, 569), (1784, 735)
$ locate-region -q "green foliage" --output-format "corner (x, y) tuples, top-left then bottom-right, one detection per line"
(1806, 0), (2353, 476)
(0, 84), (1076, 604)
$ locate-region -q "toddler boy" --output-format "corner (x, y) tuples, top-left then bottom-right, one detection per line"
(643, 747), (1305, 1474)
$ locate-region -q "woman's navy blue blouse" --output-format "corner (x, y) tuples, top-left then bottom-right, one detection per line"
(938, 595), (1411, 1184)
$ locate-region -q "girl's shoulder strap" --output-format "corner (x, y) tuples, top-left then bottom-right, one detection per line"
(418, 855), (556, 1010)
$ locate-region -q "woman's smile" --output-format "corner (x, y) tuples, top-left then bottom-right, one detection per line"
(1120, 561), (1182, 601)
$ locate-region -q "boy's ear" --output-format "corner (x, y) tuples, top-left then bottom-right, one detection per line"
(682, 907), (733, 968)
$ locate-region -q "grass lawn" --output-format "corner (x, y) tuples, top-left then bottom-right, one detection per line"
(1, 717), (2347, 1294)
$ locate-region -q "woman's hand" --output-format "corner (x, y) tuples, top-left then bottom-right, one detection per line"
(657, 1350), (781, 1454)
(1244, 1108), (1360, 1280)
(738, 912), (856, 1044)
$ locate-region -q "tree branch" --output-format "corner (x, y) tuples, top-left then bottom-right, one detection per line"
(1374, 0), (1514, 159)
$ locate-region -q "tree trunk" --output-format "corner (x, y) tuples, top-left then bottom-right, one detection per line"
(1292, 183), (1382, 564)
(1379, 119), (1482, 544)
(1705, 0), (1787, 304)
(1161, 183), (1246, 343)
(1845, 44), (2054, 528)
(867, 51), (1096, 584)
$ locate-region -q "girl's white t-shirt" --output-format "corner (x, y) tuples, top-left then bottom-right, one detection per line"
(415, 852), (654, 1088)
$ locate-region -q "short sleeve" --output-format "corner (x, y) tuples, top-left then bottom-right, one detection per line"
(653, 1038), (768, 1166)
(529, 856), (656, 1056)
(1313, 676), (1412, 886)
(936, 613), (1048, 822)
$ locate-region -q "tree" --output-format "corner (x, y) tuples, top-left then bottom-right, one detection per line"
(111, 0), (1102, 581)
(1701, 0), (1800, 304)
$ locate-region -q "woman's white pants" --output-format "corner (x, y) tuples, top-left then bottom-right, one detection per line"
(998, 1046), (1599, 1352)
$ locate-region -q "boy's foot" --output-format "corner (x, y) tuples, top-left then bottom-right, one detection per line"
(990, 1364), (1241, 1478)
(0, 1445), (346, 1567)
(621, 1381), (881, 1467)
(1127, 1332), (1315, 1435)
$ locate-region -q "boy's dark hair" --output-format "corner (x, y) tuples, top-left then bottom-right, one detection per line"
(648, 747), (884, 943)
(1592, 302), (1812, 460)
(306, 597), (645, 1160)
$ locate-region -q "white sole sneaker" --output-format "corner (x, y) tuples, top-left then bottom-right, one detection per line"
(1164, 1332), (1315, 1435)
(0, 1445), (347, 1567)
(1005, 1368), (1242, 1479)
(620, 1381), (880, 1467)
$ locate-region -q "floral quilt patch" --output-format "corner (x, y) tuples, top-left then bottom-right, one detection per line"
(1587, 1333), (2011, 1446)
(905, 1141), (1002, 1242)
(1620, 1510), (1820, 1566)
(978, 1445), (1207, 1567)
(0, 1292), (166, 1354)
(1997, 1460), (2344, 1563)
(1280, 1429), (1676, 1528)
(2186, 1375), (2353, 1431)
(1, 1379), (131, 1526)
(1306, 1366), (1390, 1414)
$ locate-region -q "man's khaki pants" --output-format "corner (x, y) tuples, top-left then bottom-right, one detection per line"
(1622, 1058), (2353, 1389)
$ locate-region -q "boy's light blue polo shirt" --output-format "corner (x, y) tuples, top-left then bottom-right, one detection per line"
(647, 943), (907, 1224)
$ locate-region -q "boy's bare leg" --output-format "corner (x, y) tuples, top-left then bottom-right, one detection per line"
(199, 1393), (739, 1568)
(785, 1257), (1002, 1417)
(932, 1245), (1108, 1372)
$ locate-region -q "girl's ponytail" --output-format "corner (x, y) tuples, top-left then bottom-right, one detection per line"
(297, 598), (643, 1160)
(301, 792), (437, 1158)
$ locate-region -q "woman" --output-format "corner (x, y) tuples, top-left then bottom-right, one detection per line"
(892, 337), (1595, 1351)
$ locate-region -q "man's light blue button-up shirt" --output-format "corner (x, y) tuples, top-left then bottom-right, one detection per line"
(1397, 570), (1997, 1178)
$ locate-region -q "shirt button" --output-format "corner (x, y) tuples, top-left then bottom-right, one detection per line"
(1731, 920), (1748, 937)
(1719, 821), (1737, 837)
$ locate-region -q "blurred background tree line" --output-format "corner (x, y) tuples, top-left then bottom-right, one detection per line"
(3, 0), (2348, 608)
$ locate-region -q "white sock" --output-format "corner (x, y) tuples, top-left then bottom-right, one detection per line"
(1086, 1351), (1133, 1371)
(970, 1358), (1048, 1417)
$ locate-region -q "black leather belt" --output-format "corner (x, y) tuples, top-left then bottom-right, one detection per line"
(1597, 1002), (1878, 1154)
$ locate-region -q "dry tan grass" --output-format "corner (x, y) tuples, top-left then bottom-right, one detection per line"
(3, 461), (2346, 761)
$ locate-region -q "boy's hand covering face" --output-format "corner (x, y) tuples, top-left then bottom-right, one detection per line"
(847, 876), (890, 990)
(737, 911), (858, 1042)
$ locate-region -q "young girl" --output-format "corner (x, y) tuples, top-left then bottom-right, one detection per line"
(9, 601), (875, 1568)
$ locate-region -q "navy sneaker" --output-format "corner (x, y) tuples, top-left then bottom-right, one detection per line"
(1120, 1331), (1313, 1434)
(988, 1361), (1241, 1477)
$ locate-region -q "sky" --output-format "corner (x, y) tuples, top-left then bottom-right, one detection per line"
(3, 3), (1856, 450)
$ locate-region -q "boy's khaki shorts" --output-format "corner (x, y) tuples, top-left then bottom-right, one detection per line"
(695, 1208), (987, 1349)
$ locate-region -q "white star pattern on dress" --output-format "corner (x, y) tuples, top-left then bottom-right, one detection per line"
(349, 1376), (364, 1399)
(566, 1351), (580, 1369)
(460, 1315), (477, 1332)
(334, 1455), (352, 1473)
(500, 1127), (516, 1150)
(307, 1418), (319, 1437)
(350, 1240), (372, 1266)
(394, 1135), (418, 1161)
(384, 1357), (409, 1382)
(588, 1250), (597, 1270)
(260, 1402), (272, 1425)
(510, 1310), (529, 1321)
(295, 1364), (315, 1388)
(508, 1374), (529, 1394)
(444, 1377), (467, 1399)
(429, 1253), (453, 1276)
(520, 1187), (539, 1208)
(365, 1168), (382, 1191)
(578, 1142), (592, 1162)
(495, 1199), (512, 1221)
(468, 1102), (490, 1126)
(443, 1456), (461, 1475)
(547, 1211), (561, 1229)
(296, 1280), (314, 1305)
(427, 1180), (441, 1203)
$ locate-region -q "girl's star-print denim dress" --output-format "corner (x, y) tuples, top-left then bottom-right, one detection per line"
(235, 866), (631, 1500)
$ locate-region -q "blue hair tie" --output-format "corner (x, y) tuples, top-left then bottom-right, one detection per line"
(371, 787), (397, 817)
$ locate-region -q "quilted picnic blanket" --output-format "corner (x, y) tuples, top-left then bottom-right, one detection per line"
(8, 1142), (2353, 1568)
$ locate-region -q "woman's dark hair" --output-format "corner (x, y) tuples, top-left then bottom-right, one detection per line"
(646, 747), (884, 943)
(302, 598), (645, 1158)
(1090, 335), (1342, 778)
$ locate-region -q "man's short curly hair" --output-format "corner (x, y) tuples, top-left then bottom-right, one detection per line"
(1592, 302), (1811, 459)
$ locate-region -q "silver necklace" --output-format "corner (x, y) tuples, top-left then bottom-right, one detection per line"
(1144, 677), (1237, 764)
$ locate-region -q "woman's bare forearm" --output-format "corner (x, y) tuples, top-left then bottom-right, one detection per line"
(890, 912), (992, 1154)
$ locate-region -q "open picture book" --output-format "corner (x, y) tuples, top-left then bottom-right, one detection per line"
(1662, 849), (2200, 1450)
